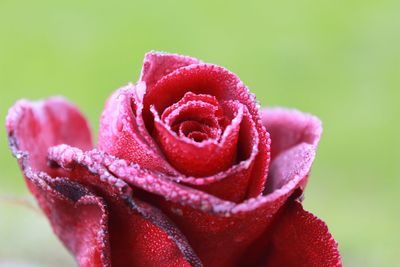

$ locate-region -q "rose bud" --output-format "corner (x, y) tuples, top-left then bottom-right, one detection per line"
(6, 51), (341, 267)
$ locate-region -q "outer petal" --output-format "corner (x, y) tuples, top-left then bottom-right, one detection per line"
(262, 108), (322, 160)
(49, 135), (318, 267)
(264, 201), (342, 267)
(7, 98), (201, 267)
(104, 107), (322, 266)
(262, 108), (322, 194)
(49, 107), (325, 267)
(48, 147), (203, 267)
(6, 98), (109, 267)
(6, 97), (92, 172)
(139, 51), (201, 90)
(25, 173), (111, 267)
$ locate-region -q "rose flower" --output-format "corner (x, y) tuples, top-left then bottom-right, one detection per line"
(6, 52), (341, 267)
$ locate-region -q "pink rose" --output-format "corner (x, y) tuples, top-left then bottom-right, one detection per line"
(7, 51), (341, 267)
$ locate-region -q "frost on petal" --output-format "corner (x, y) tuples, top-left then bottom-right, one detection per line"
(263, 201), (342, 267)
(142, 64), (265, 132)
(102, 55), (271, 199)
(47, 145), (203, 267)
(6, 97), (92, 173)
(7, 98), (201, 267)
(152, 100), (240, 177)
(6, 98), (109, 267)
(140, 51), (201, 90)
(25, 173), (111, 267)
(48, 145), (319, 267)
(98, 86), (177, 175)
(262, 108), (322, 194)
(168, 102), (259, 202)
(261, 108), (322, 160)
(141, 63), (270, 197)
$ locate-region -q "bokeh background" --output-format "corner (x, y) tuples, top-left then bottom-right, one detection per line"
(0, 0), (399, 266)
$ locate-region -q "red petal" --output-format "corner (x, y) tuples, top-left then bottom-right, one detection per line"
(47, 145), (202, 267)
(24, 100), (323, 267)
(262, 108), (322, 193)
(178, 121), (219, 140)
(140, 51), (201, 90)
(179, 102), (259, 201)
(142, 62), (270, 197)
(152, 103), (241, 177)
(262, 108), (322, 160)
(264, 201), (342, 267)
(161, 92), (222, 124)
(98, 86), (177, 175)
(7, 98), (201, 267)
(6, 97), (92, 172)
(26, 174), (111, 267)
(101, 54), (271, 199)
(6, 99), (109, 267)
(49, 142), (318, 267)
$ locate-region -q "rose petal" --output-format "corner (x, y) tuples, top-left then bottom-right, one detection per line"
(262, 108), (322, 159)
(7, 98), (202, 267)
(47, 105), (324, 266)
(152, 103), (241, 177)
(109, 197), (201, 267)
(161, 92), (222, 124)
(140, 51), (201, 90)
(98, 86), (177, 175)
(178, 121), (219, 140)
(101, 54), (270, 198)
(142, 63), (262, 133)
(48, 145), (231, 213)
(178, 102), (259, 202)
(262, 108), (322, 193)
(142, 61), (270, 197)
(155, 141), (318, 267)
(49, 140), (318, 267)
(264, 201), (342, 267)
(6, 97), (92, 173)
(46, 145), (202, 267)
(29, 174), (111, 267)
(6, 98), (109, 267)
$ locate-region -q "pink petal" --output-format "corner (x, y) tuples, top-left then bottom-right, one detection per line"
(262, 108), (322, 193)
(262, 108), (322, 159)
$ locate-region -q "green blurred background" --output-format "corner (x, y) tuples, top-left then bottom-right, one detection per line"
(0, 0), (399, 266)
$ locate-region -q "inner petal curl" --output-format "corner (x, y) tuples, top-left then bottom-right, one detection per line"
(161, 92), (225, 142)
(151, 94), (244, 177)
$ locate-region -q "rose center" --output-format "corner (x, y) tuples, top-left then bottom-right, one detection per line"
(160, 92), (227, 143)
(151, 91), (241, 177)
